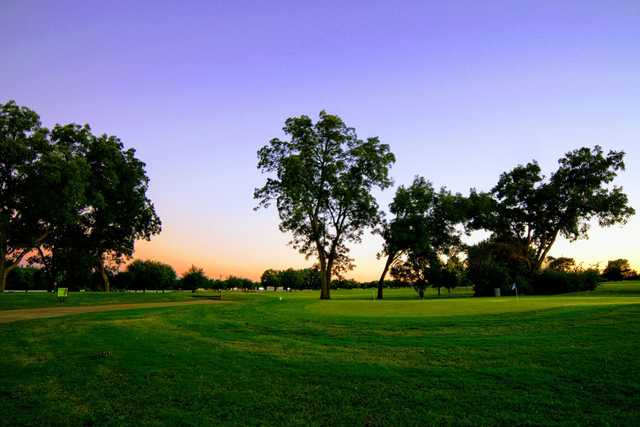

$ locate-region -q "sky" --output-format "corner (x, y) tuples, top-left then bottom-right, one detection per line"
(1, 1), (639, 280)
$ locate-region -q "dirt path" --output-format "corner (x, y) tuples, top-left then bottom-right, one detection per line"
(0, 299), (224, 324)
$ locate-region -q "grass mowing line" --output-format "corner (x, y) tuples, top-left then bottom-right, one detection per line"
(0, 299), (227, 324)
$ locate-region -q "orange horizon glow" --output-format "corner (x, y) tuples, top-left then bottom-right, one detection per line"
(132, 218), (640, 281)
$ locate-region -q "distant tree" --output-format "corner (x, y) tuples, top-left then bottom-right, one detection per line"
(472, 146), (634, 273)
(0, 101), (89, 292)
(278, 268), (302, 291)
(224, 275), (256, 291)
(181, 265), (209, 292)
(299, 268), (321, 290)
(546, 256), (577, 273)
(261, 269), (281, 291)
(603, 259), (634, 281)
(127, 260), (177, 292)
(255, 111), (395, 299)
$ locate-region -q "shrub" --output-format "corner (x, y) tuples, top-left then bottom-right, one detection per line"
(530, 269), (600, 294)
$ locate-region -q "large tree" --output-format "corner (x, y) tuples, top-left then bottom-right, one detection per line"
(255, 111), (395, 299)
(34, 123), (162, 292)
(0, 101), (88, 292)
(474, 146), (634, 273)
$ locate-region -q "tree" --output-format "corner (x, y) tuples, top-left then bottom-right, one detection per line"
(603, 259), (634, 281)
(45, 124), (161, 291)
(0, 101), (88, 292)
(376, 176), (467, 299)
(279, 268), (302, 291)
(473, 146), (634, 273)
(261, 268), (281, 291)
(255, 111), (395, 299)
(127, 260), (177, 292)
(181, 265), (208, 292)
(467, 239), (528, 296)
(388, 188), (468, 299)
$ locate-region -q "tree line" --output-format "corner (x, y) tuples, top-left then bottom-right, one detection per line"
(255, 111), (635, 299)
(2, 103), (635, 296)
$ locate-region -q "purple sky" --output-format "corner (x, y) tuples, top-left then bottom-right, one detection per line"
(2, 1), (639, 279)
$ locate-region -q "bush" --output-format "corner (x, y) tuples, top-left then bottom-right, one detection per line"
(530, 269), (601, 294)
(6, 267), (48, 291)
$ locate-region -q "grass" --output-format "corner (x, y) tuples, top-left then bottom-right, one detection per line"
(0, 290), (205, 311)
(1, 282), (639, 426)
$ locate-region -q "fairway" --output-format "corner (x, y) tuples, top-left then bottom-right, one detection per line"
(1, 283), (639, 426)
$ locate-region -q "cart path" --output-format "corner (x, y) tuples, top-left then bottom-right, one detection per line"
(0, 299), (225, 324)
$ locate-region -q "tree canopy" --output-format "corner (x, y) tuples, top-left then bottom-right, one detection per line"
(0, 101), (161, 292)
(255, 111), (395, 299)
(471, 146), (634, 273)
(0, 101), (88, 292)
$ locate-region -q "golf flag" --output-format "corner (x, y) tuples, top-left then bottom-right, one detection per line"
(512, 283), (517, 290)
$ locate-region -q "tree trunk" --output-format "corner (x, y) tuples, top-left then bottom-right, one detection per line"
(99, 260), (111, 292)
(0, 261), (18, 293)
(320, 269), (331, 299)
(377, 253), (395, 300)
(0, 265), (7, 293)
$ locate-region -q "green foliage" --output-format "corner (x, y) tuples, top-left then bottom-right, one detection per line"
(467, 239), (529, 296)
(126, 260), (177, 292)
(471, 146), (634, 273)
(530, 269), (601, 294)
(255, 111), (395, 299)
(56, 124), (161, 291)
(387, 179), (468, 298)
(0, 101), (89, 291)
(0, 101), (161, 292)
(6, 266), (47, 291)
(221, 275), (256, 291)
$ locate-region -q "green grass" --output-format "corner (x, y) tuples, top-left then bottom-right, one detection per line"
(0, 290), (205, 311)
(1, 282), (639, 426)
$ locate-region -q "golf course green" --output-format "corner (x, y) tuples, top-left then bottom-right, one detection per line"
(1, 282), (639, 426)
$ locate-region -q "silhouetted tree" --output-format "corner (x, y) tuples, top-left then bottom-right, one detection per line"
(603, 259), (634, 281)
(127, 260), (177, 292)
(181, 265), (208, 292)
(255, 111), (395, 299)
(471, 146), (634, 273)
(261, 269), (280, 291)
